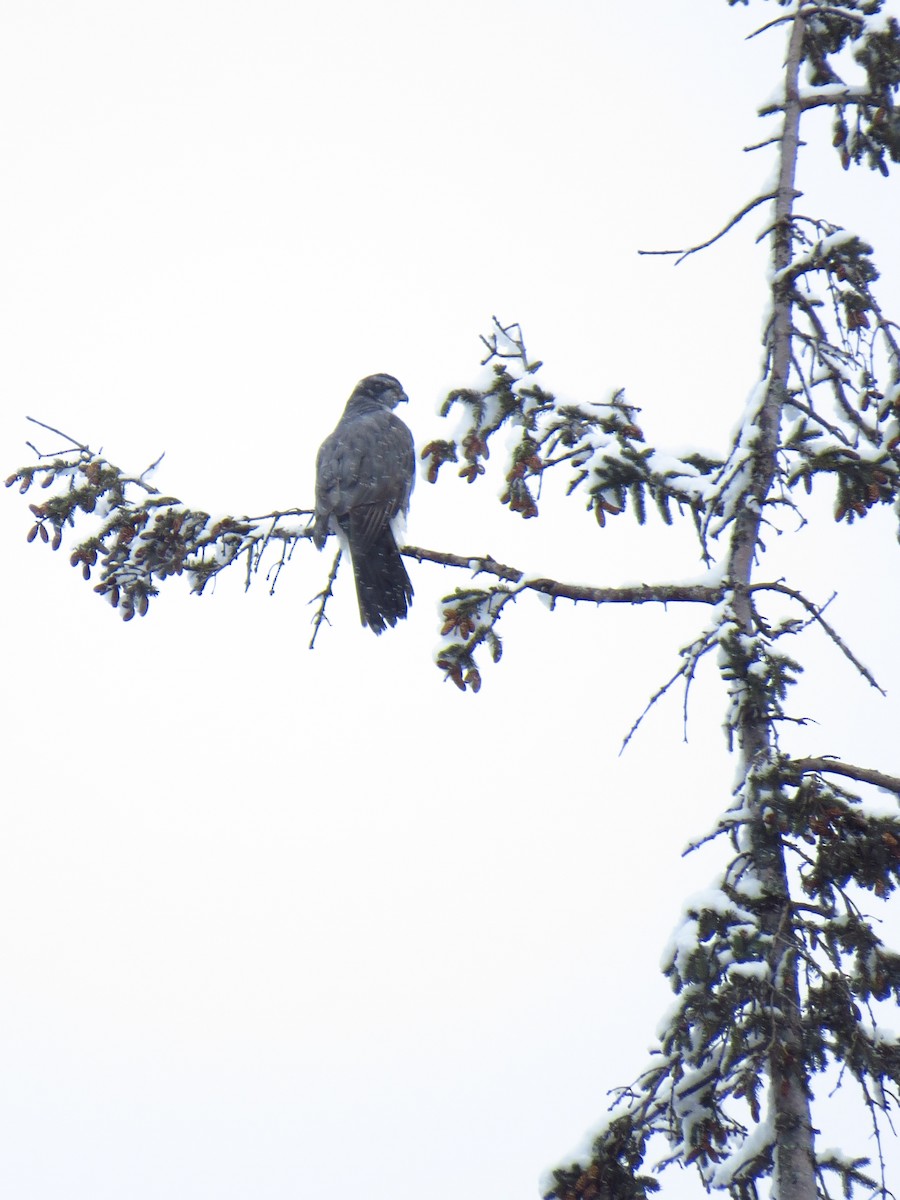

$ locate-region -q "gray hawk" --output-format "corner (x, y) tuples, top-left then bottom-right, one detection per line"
(313, 373), (415, 633)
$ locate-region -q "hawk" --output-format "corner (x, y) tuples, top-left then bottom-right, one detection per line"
(313, 373), (415, 633)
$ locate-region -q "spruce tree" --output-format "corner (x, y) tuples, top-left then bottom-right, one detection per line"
(8, 2), (900, 1196)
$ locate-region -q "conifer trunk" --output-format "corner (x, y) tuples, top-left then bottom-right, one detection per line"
(727, 12), (818, 1200)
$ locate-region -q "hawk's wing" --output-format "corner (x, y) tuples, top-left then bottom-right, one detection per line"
(314, 407), (414, 549)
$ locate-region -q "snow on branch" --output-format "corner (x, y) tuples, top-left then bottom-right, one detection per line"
(545, 748), (900, 1200)
(758, 11), (900, 177)
(543, 6), (900, 1199)
(422, 317), (725, 547)
(7, 417), (312, 621)
(697, 215), (900, 550)
(775, 216), (900, 522)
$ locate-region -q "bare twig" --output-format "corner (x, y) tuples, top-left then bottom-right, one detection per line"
(620, 626), (720, 754)
(25, 415), (88, 451)
(263, 530), (299, 593)
(746, 13), (796, 40)
(621, 660), (690, 756)
(308, 548), (343, 650)
(638, 193), (777, 265)
(750, 581), (885, 694)
(480, 317), (529, 365)
(139, 452), (166, 482)
(682, 820), (747, 857)
(744, 135), (782, 153)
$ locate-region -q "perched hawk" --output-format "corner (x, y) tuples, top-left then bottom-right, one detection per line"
(313, 373), (415, 633)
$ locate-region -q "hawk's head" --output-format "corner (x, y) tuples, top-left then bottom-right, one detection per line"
(353, 373), (409, 411)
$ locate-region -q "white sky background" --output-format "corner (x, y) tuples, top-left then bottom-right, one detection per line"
(2, 2), (900, 1198)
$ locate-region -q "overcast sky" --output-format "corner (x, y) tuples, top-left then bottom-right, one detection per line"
(3, 3), (900, 1198)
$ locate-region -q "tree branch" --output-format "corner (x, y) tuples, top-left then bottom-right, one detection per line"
(404, 544), (722, 607)
(638, 193), (777, 265)
(25, 414), (88, 452)
(750, 581), (885, 694)
(620, 623), (721, 754)
(789, 757), (900, 796)
(308, 548), (342, 650)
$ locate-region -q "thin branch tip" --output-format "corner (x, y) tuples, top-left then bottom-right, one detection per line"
(638, 193), (777, 265)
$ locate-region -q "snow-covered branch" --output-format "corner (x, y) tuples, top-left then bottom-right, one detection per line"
(7, 431), (312, 621)
(423, 317), (723, 547)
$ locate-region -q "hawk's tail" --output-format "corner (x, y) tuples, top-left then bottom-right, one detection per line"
(349, 529), (413, 634)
